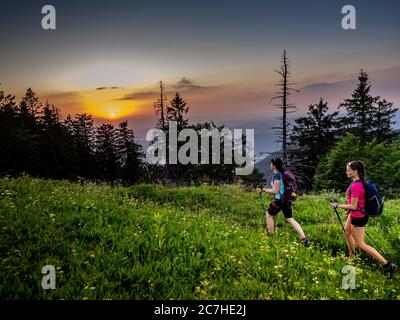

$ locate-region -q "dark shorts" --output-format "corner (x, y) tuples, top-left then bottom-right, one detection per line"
(350, 215), (369, 227)
(267, 199), (293, 219)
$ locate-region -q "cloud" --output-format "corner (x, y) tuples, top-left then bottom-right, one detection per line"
(301, 65), (400, 94)
(96, 86), (122, 90)
(172, 77), (203, 90)
(114, 91), (158, 101)
(43, 91), (82, 100)
(301, 82), (340, 91)
(114, 78), (221, 101)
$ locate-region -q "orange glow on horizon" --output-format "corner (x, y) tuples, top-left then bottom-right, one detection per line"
(80, 88), (149, 120)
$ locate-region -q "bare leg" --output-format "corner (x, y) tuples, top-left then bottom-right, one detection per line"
(286, 217), (306, 240)
(266, 213), (274, 236)
(344, 215), (356, 257)
(352, 226), (388, 265)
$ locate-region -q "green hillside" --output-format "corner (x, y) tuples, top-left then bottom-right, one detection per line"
(1, 176), (399, 299)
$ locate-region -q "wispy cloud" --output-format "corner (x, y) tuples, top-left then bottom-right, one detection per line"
(114, 78), (217, 101)
(172, 77), (204, 90)
(301, 82), (341, 91)
(96, 86), (122, 91)
(114, 91), (158, 101)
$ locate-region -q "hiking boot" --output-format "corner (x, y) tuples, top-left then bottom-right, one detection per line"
(301, 238), (310, 247)
(384, 262), (398, 278)
(265, 231), (274, 238)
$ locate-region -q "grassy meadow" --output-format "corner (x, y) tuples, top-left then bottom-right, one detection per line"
(0, 176), (399, 300)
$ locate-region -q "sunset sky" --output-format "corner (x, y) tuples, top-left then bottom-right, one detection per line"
(1, 0), (399, 155)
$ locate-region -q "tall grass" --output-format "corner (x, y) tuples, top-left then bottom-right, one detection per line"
(0, 176), (399, 299)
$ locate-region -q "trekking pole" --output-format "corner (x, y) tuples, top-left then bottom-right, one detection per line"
(340, 208), (387, 257)
(333, 206), (356, 256)
(365, 229), (387, 257)
(259, 190), (267, 213)
(258, 187), (268, 230)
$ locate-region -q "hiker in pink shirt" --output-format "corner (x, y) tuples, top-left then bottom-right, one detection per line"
(330, 160), (397, 276)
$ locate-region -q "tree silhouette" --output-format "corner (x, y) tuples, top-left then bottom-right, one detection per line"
(153, 81), (169, 178)
(39, 101), (75, 179)
(18, 88), (41, 130)
(166, 92), (190, 179)
(339, 70), (377, 144)
(0, 88), (20, 174)
(339, 70), (398, 145)
(15, 88), (42, 175)
(71, 113), (96, 179)
(370, 99), (398, 144)
(95, 124), (118, 184)
(289, 98), (339, 190)
(167, 92), (189, 130)
(154, 81), (168, 131)
(116, 121), (144, 185)
(271, 50), (299, 166)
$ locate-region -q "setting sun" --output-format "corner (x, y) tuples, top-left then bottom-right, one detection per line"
(79, 88), (150, 120)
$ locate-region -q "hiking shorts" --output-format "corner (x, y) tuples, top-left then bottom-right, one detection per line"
(267, 199), (293, 219)
(350, 215), (369, 227)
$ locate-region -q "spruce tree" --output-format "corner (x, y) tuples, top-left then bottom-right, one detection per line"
(289, 98), (339, 190)
(167, 92), (189, 130)
(95, 124), (118, 183)
(339, 70), (377, 143)
(370, 98), (398, 143)
(72, 113), (96, 179)
(116, 121), (144, 185)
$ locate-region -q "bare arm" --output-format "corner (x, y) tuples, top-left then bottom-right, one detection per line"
(331, 197), (359, 211)
(262, 180), (280, 195)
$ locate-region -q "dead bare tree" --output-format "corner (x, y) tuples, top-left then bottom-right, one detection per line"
(271, 50), (299, 166)
(153, 81), (169, 179)
(154, 81), (168, 131)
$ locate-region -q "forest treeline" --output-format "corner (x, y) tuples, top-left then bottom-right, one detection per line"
(0, 68), (399, 194)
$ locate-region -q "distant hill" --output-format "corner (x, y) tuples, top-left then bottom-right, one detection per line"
(254, 151), (282, 184)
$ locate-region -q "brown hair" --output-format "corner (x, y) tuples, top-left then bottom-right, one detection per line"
(347, 160), (366, 180)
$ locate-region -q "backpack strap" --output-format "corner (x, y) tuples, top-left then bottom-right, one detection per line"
(348, 180), (366, 213)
